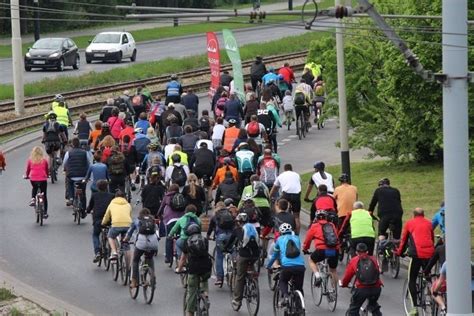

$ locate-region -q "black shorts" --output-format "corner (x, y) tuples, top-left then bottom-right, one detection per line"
(310, 249), (338, 269)
(282, 192), (301, 213)
(44, 141), (60, 155)
(378, 215), (402, 239)
(294, 105), (309, 119)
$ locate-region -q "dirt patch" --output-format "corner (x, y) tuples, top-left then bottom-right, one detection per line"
(0, 296), (51, 315)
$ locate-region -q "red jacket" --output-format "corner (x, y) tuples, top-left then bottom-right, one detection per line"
(342, 254), (383, 288)
(303, 219), (339, 251)
(314, 195), (337, 211)
(278, 66), (295, 84)
(396, 215), (434, 259)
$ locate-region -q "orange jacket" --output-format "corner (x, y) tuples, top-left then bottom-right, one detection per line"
(212, 165), (238, 188)
(222, 127), (240, 153)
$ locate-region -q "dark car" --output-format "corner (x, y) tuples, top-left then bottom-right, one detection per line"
(24, 38), (80, 72)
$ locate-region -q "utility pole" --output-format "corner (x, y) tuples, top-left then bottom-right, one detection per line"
(172, 0), (178, 27)
(335, 0), (350, 180)
(288, 0), (293, 11)
(33, 0), (40, 41)
(442, 0), (471, 315)
(11, 0), (24, 116)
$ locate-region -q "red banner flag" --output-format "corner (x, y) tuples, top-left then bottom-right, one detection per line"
(206, 32), (221, 98)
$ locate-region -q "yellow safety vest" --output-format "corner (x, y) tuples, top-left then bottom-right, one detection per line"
(52, 103), (69, 126)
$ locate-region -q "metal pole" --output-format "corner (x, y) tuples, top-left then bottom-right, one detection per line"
(33, 0), (40, 41)
(442, 0), (471, 315)
(11, 0), (24, 116)
(335, 0), (350, 179)
(288, 0), (293, 11)
(172, 0), (178, 27)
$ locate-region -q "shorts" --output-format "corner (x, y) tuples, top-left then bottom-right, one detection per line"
(44, 141), (60, 155)
(282, 192), (301, 213)
(294, 105), (309, 119)
(378, 215), (402, 239)
(108, 226), (129, 239)
(310, 249), (338, 269)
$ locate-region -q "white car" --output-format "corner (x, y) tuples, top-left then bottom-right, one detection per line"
(85, 32), (137, 64)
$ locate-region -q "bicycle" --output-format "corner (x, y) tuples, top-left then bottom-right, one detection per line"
(25, 177), (46, 226)
(308, 254), (338, 312)
(72, 182), (85, 225)
(296, 110), (306, 140)
(231, 261), (260, 316)
(111, 238), (132, 286)
(427, 273), (447, 316)
(284, 110), (294, 130)
(376, 225), (400, 279)
(338, 232), (352, 265)
(272, 267), (306, 316)
(403, 271), (433, 316)
(224, 249), (236, 291)
(97, 226), (111, 271)
(313, 97), (325, 130)
(182, 271), (211, 316)
(48, 152), (59, 184)
(129, 249), (156, 304)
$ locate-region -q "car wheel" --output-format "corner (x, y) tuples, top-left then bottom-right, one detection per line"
(131, 49), (137, 62)
(57, 58), (65, 71)
(116, 52), (122, 63)
(86, 58), (91, 64)
(73, 55), (80, 70)
(25, 66), (31, 71)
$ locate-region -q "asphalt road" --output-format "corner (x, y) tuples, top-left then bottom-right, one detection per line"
(0, 94), (409, 315)
(0, 24), (310, 85)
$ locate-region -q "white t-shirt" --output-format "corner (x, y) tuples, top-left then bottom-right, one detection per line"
(274, 171), (301, 194)
(165, 163), (190, 185)
(245, 122), (266, 145)
(212, 124), (225, 141)
(282, 95), (294, 112)
(310, 171), (334, 193)
(164, 144), (176, 161)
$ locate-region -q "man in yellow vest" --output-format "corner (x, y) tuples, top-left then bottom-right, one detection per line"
(339, 201), (376, 256)
(51, 94), (73, 140)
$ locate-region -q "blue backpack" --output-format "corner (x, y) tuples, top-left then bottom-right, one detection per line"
(135, 137), (150, 155)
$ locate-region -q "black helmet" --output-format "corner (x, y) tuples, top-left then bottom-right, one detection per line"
(186, 223), (201, 236)
(356, 243), (368, 253)
(224, 198), (234, 207)
(378, 178), (390, 186)
(313, 161), (325, 170)
(338, 173), (349, 183)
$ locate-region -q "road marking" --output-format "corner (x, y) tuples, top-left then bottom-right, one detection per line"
(288, 135), (298, 138)
(282, 138), (291, 142)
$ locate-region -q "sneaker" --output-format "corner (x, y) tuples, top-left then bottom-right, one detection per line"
(214, 279), (223, 286)
(93, 253), (101, 263)
(109, 253), (118, 260)
(42, 213), (49, 219)
(408, 307), (419, 316)
(313, 273), (322, 287)
(278, 297), (289, 308)
(231, 299), (241, 311)
(29, 198), (36, 207)
(66, 199), (73, 206)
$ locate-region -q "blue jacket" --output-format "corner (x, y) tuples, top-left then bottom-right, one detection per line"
(166, 80), (182, 97)
(135, 119), (150, 134)
(85, 162), (109, 191)
(267, 233), (305, 268)
(224, 99), (244, 121)
(431, 207), (445, 234)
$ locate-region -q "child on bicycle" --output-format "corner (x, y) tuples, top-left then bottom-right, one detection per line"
(124, 208), (159, 289)
(266, 223), (305, 307)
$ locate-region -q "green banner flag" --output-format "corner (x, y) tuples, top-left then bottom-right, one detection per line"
(222, 29), (245, 103)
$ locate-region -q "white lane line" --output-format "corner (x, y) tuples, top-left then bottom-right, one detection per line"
(289, 135), (298, 138)
(282, 138), (291, 142)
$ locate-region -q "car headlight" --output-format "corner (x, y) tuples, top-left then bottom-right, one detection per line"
(108, 47), (119, 53)
(25, 52), (31, 58)
(49, 52), (60, 58)
(86, 47), (92, 53)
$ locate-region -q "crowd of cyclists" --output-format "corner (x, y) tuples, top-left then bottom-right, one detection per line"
(9, 55), (457, 315)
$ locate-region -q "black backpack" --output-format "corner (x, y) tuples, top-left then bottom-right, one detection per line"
(243, 206), (261, 224)
(216, 208), (234, 230)
(199, 117), (210, 132)
(294, 92), (306, 105)
(171, 165), (187, 187)
(138, 216), (156, 235)
(171, 192), (186, 212)
(187, 233), (208, 257)
(285, 238), (300, 258)
(356, 256), (380, 286)
(108, 153), (125, 175)
(322, 222), (338, 248)
(252, 182), (268, 199)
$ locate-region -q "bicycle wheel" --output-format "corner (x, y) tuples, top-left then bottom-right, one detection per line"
(310, 273), (323, 307)
(225, 256), (233, 290)
(390, 255), (400, 279)
(267, 269), (277, 291)
(180, 272), (188, 288)
(296, 115), (302, 140)
(120, 254), (129, 286)
(39, 205), (44, 226)
(300, 115), (306, 138)
(273, 287), (284, 316)
(36, 206), (40, 224)
(198, 293), (210, 316)
(245, 278), (260, 316)
(403, 278), (415, 315)
(183, 286), (188, 316)
(129, 270), (139, 300)
(104, 241), (111, 271)
(293, 290), (306, 315)
(212, 246), (217, 277)
(421, 279), (432, 316)
(112, 259), (120, 281)
(326, 274), (338, 312)
(143, 267), (156, 304)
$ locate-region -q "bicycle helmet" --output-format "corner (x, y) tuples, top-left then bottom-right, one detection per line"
(148, 142), (159, 151)
(242, 192), (253, 202)
(228, 118), (237, 125)
(54, 94), (64, 102)
(279, 223), (293, 235)
(378, 177), (390, 186)
(236, 213), (248, 223)
(313, 161), (325, 170)
(224, 198), (234, 207)
(338, 173), (349, 183)
(134, 127), (142, 134)
(46, 111), (57, 120)
(186, 223), (201, 236)
(356, 243), (368, 253)
(171, 74), (178, 80)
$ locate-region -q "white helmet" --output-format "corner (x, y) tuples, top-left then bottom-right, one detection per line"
(54, 94), (64, 102)
(242, 193), (253, 202)
(279, 223), (293, 235)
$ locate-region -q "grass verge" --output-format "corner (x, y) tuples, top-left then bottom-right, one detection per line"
(0, 31), (328, 101)
(0, 288), (16, 302)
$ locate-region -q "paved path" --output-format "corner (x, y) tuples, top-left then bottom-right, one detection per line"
(0, 93), (409, 316)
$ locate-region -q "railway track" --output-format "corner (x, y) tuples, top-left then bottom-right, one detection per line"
(0, 50), (307, 137)
(0, 50), (308, 114)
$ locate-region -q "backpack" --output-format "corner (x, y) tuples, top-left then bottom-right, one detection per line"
(101, 147), (112, 163)
(242, 223), (260, 258)
(171, 192), (186, 212)
(171, 165), (187, 187)
(285, 238), (300, 258)
(322, 222), (338, 248)
(238, 151), (254, 173)
(184, 216), (200, 233)
(199, 117), (210, 132)
(46, 121), (58, 134)
(134, 137), (150, 155)
(114, 97), (128, 112)
(243, 206), (261, 224)
(216, 208), (234, 230)
(138, 216), (156, 235)
(132, 94), (143, 107)
(247, 121), (260, 137)
(187, 233), (208, 257)
(259, 157), (278, 185)
(294, 92), (305, 105)
(216, 97), (227, 111)
(356, 257), (380, 286)
(252, 182), (268, 199)
(108, 152), (125, 175)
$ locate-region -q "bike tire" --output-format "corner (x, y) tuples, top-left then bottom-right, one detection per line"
(326, 273), (338, 312)
(390, 255), (400, 279)
(36, 209), (40, 224)
(143, 268), (156, 304)
(212, 246), (217, 277)
(183, 286), (188, 316)
(104, 241), (111, 271)
(296, 116), (302, 140)
(120, 254), (129, 286)
(273, 287), (284, 316)
(294, 290), (306, 315)
(403, 278), (415, 315)
(112, 260), (120, 282)
(129, 270), (139, 300)
(245, 278), (260, 316)
(39, 207), (43, 226)
(310, 273), (323, 307)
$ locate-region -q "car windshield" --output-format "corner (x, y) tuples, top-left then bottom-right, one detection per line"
(32, 39), (63, 49)
(93, 34), (121, 44)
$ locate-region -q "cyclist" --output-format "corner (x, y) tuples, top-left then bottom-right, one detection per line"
(101, 190), (132, 260)
(431, 201), (445, 235)
(333, 173), (358, 228)
(368, 178), (403, 242)
(165, 154), (190, 188)
(86, 179), (114, 263)
(282, 90), (295, 127)
(182, 174), (207, 216)
(257, 148), (280, 191)
(25, 146), (49, 219)
(278, 63), (296, 92)
(107, 108), (125, 142)
(424, 235), (445, 275)
(141, 142), (166, 176)
(63, 137), (91, 215)
(168, 204), (201, 274)
(234, 142), (255, 191)
(304, 161), (334, 203)
(165, 74), (183, 105)
(266, 223), (305, 307)
(141, 171), (166, 217)
(339, 201), (376, 256)
(166, 144), (188, 166)
(106, 146), (129, 194)
(250, 56), (267, 92)
(0, 150), (5, 173)
(51, 94), (73, 141)
(224, 213), (260, 310)
(222, 119), (240, 153)
(42, 111), (66, 167)
(124, 207), (159, 289)
(309, 184), (337, 224)
(239, 175), (271, 230)
(294, 79), (312, 128)
(73, 113), (92, 149)
(190, 142), (215, 185)
(179, 125), (200, 162)
(303, 210), (339, 286)
(269, 163), (302, 234)
(340, 243), (383, 316)
(223, 92), (244, 127)
(396, 208), (435, 316)
(212, 157), (238, 189)
(134, 112), (150, 135)
(215, 171), (240, 205)
(265, 101), (282, 153)
(430, 262), (447, 315)
(99, 99), (116, 123)
(84, 151), (109, 193)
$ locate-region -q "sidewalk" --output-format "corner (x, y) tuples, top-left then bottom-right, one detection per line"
(0, 0), (306, 46)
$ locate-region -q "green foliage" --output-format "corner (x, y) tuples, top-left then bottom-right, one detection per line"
(308, 0), (474, 163)
(0, 288), (15, 302)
